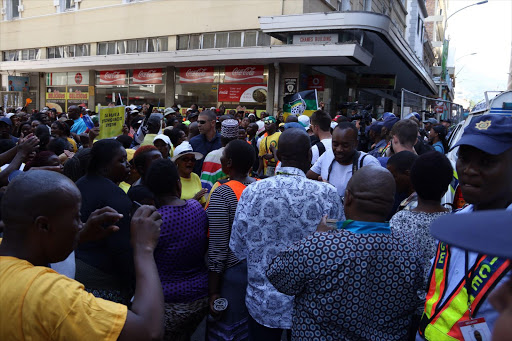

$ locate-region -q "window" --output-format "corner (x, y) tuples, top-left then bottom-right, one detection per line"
(2, 49), (40, 61)
(244, 31), (257, 47)
(228, 32), (242, 48)
(203, 34), (215, 49)
(127, 40), (137, 53)
(98, 43), (107, 55)
(257, 32), (271, 46)
(158, 37), (168, 52)
(96, 38), (166, 55)
(177, 31), (271, 50)
(215, 33), (228, 48)
(48, 45), (89, 58)
(57, 0), (78, 12)
(136, 39), (146, 53)
(363, 0), (371, 11)
(4, 0), (21, 20)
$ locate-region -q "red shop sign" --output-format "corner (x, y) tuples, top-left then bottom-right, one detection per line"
(99, 70), (127, 85)
(179, 67), (215, 83)
(75, 73), (83, 85)
(224, 65), (264, 83)
(133, 68), (163, 84)
(307, 75), (325, 91)
(218, 84), (268, 103)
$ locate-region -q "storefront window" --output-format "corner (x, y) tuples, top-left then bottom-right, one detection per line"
(45, 72), (90, 112)
(95, 86), (128, 106)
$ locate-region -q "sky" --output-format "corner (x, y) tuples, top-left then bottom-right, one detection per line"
(448, 0), (512, 104)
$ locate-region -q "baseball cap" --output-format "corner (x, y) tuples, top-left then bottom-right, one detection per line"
(221, 119), (239, 138)
(382, 112), (395, 120)
(298, 115), (310, 130)
(430, 210), (512, 259)
(164, 107), (176, 116)
(256, 121), (265, 135)
(264, 116), (277, 123)
(171, 141), (203, 162)
(148, 113), (163, 126)
(284, 122), (305, 131)
(0, 117), (12, 126)
(188, 112), (199, 120)
(423, 118), (439, 125)
(450, 114), (512, 155)
(153, 134), (171, 146)
(382, 117), (399, 131)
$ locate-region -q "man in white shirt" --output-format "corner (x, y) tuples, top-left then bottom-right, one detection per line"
(307, 122), (380, 198)
(309, 110), (332, 165)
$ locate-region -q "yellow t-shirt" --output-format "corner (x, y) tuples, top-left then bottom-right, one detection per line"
(119, 181), (131, 193)
(180, 172), (206, 204)
(258, 132), (281, 174)
(0, 256), (127, 341)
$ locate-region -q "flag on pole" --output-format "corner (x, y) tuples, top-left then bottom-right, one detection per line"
(283, 90), (318, 117)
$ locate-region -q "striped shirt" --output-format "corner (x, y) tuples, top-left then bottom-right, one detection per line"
(200, 147), (227, 192)
(207, 180), (252, 274)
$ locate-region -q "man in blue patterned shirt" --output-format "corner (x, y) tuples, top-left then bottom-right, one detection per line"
(230, 128), (343, 341)
(267, 166), (424, 341)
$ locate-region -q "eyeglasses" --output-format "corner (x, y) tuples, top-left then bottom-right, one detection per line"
(180, 157), (196, 163)
(198, 120), (208, 125)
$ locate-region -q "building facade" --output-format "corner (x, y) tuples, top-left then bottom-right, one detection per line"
(0, 0), (437, 115)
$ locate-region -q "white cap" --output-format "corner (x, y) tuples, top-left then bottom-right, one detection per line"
(171, 141), (203, 162)
(330, 121), (338, 130)
(153, 134), (171, 146)
(298, 115), (310, 130)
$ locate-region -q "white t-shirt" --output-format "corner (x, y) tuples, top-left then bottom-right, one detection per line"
(310, 149), (380, 197)
(310, 138), (332, 165)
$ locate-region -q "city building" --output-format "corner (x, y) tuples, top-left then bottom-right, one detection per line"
(0, 0), (437, 115)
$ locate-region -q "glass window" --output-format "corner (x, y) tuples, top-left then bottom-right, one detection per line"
(148, 38), (157, 52)
(229, 32), (242, 47)
(244, 31), (257, 47)
(107, 42), (116, 55)
(203, 33), (215, 49)
(189, 35), (200, 49)
(29, 49), (36, 60)
(98, 43), (107, 55)
(65, 0), (75, 10)
(158, 37), (168, 51)
(137, 39), (147, 53)
(117, 41), (127, 54)
(35, 49), (41, 60)
(257, 32), (271, 46)
(48, 47), (56, 59)
(128, 85), (165, 107)
(55, 46), (63, 58)
(215, 33), (228, 48)
(127, 40), (137, 53)
(178, 35), (189, 50)
(11, 0), (20, 18)
(21, 50), (29, 60)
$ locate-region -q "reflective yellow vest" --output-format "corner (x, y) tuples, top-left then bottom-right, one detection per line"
(418, 242), (510, 340)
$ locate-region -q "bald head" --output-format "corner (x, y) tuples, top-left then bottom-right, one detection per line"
(277, 128), (311, 171)
(67, 105), (81, 120)
(345, 166), (396, 220)
(2, 170), (80, 228)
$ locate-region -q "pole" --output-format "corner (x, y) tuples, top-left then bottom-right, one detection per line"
(400, 89), (405, 119)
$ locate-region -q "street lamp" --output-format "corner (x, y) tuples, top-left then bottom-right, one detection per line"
(439, 1), (488, 97)
(455, 52), (477, 63)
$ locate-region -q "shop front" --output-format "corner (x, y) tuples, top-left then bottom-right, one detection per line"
(95, 68), (166, 108)
(46, 72), (90, 112)
(175, 65), (269, 114)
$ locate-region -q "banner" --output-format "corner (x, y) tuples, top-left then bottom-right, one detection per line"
(283, 90), (318, 116)
(67, 72), (89, 86)
(99, 70), (127, 85)
(99, 106), (125, 139)
(307, 75), (325, 91)
(179, 67), (215, 83)
(218, 85), (267, 103)
(132, 68), (163, 84)
(8, 76), (29, 92)
(224, 65), (264, 83)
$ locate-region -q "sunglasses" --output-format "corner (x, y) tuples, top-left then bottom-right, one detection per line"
(180, 157), (196, 163)
(198, 120), (209, 125)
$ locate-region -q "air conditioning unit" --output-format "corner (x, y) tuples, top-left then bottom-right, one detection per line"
(1, 8), (6, 15)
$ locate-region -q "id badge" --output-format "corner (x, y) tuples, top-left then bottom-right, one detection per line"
(458, 318), (492, 341)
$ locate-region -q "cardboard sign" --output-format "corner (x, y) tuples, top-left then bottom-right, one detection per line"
(99, 106), (125, 139)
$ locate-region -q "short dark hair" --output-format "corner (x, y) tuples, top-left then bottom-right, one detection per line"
(310, 110), (331, 132)
(63, 147), (91, 182)
(116, 135), (133, 149)
(168, 128), (185, 146)
(47, 137), (71, 156)
(391, 120), (418, 147)
(411, 151), (453, 201)
(133, 145), (158, 173)
(334, 121), (358, 137)
(199, 110), (217, 122)
(145, 158), (179, 196)
(224, 139), (256, 174)
(88, 139), (123, 174)
(387, 151), (418, 174)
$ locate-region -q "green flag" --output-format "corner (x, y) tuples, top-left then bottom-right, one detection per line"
(283, 90), (318, 117)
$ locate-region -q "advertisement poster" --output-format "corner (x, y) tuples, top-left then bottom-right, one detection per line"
(99, 70), (127, 85)
(67, 72), (89, 86)
(132, 69), (163, 84)
(179, 67), (215, 83)
(99, 106), (125, 139)
(284, 78), (297, 96)
(8, 76), (30, 92)
(218, 84), (267, 103)
(224, 65), (264, 83)
(307, 75), (325, 91)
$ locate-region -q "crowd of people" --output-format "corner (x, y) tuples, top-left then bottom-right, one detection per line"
(0, 101), (511, 341)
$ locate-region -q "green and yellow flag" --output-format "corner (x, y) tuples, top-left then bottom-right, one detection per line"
(283, 90), (318, 118)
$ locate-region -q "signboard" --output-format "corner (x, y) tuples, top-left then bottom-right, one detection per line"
(98, 106), (125, 139)
(307, 75), (325, 91)
(8, 76), (29, 92)
(284, 78), (297, 96)
(67, 72), (89, 86)
(132, 68), (163, 84)
(179, 67), (215, 83)
(99, 70), (127, 85)
(46, 72), (67, 86)
(224, 65), (264, 83)
(218, 84), (268, 103)
(46, 91), (67, 100)
(292, 34), (339, 45)
(67, 91), (89, 100)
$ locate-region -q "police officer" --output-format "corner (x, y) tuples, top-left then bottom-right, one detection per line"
(417, 115), (512, 340)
